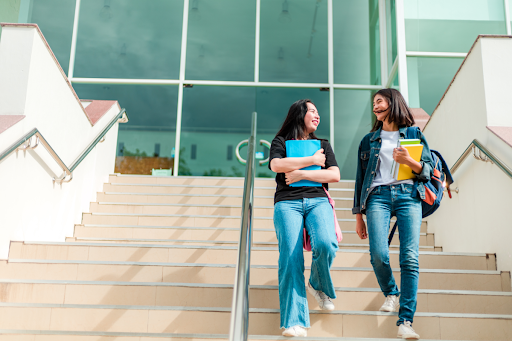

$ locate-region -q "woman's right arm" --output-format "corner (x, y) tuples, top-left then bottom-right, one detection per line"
(270, 148), (325, 173)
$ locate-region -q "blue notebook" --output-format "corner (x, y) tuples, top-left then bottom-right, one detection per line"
(285, 140), (322, 187)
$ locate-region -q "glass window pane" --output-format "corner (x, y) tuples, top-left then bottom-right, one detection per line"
(19, 0), (76, 74)
(185, 0), (256, 81)
(180, 86), (329, 177)
(260, 0), (328, 83)
(405, 0), (506, 53)
(386, 0), (397, 69)
(73, 83), (178, 175)
(0, 1), (21, 37)
(74, 0), (183, 79)
(255, 87), (330, 177)
(407, 57), (464, 114)
(333, 90), (374, 180)
(181, 86), (255, 176)
(333, 0), (380, 85)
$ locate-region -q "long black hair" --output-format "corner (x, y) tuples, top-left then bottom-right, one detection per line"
(275, 99), (319, 140)
(371, 88), (415, 132)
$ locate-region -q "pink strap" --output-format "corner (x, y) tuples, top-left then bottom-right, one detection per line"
(324, 187), (343, 243)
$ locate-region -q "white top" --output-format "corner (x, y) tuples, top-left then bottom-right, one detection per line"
(370, 130), (414, 189)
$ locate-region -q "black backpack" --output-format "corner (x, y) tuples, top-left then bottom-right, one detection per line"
(387, 130), (454, 245)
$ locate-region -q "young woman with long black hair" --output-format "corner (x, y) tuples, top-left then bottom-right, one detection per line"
(269, 99), (340, 337)
(353, 88), (434, 339)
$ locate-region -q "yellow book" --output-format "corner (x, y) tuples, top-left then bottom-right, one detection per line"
(393, 144), (423, 180)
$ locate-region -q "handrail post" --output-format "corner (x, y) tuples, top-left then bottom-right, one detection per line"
(229, 112), (257, 341)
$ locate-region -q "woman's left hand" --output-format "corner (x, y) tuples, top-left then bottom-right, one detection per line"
(285, 170), (304, 185)
(393, 147), (412, 165)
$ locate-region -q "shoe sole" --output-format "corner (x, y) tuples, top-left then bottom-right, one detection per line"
(282, 332), (308, 337)
(397, 334), (419, 340)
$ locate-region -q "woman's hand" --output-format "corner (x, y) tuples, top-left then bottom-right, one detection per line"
(393, 147), (423, 174)
(312, 148), (326, 167)
(393, 146), (411, 165)
(355, 214), (368, 239)
(285, 170), (304, 185)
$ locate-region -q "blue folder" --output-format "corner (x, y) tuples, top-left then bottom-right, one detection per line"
(285, 140), (322, 187)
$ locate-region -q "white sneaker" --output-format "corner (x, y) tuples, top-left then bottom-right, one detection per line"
(307, 282), (335, 310)
(397, 321), (420, 339)
(379, 294), (399, 312)
(282, 325), (307, 337)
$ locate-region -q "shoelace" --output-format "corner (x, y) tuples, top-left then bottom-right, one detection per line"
(318, 291), (332, 302)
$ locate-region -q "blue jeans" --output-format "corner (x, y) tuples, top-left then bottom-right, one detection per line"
(366, 184), (422, 325)
(273, 197), (339, 329)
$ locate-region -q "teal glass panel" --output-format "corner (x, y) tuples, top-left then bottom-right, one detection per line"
(0, 1), (21, 37)
(333, 0), (380, 85)
(333, 90), (374, 180)
(407, 57), (464, 114)
(73, 83), (178, 173)
(386, 0), (397, 70)
(181, 86), (256, 177)
(180, 86), (329, 177)
(260, 0), (328, 83)
(74, 0), (183, 79)
(405, 0), (506, 53)
(255, 87), (330, 177)
(185, 0), (256, 81)
(19, 0), (76, 74)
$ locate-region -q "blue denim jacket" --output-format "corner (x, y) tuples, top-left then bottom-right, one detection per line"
(352, 126), (434, 215)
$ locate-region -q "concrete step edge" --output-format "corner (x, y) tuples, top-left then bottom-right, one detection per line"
(1, 279), (510, 296)
(0, 330), (473, 341)
(19, 240), (471, 255)
(107, 183), (353, 192)
(96, 202), (353, 211)
(72, 237), (436, 250)
(6, 259), (498, 274)
(1, 302), (511, 319)
(102, 192), (353, 201)
(111, 174), (355, 182)
(86, 213), (407, 224)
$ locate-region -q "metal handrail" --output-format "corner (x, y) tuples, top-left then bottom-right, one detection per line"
(451, 139), (512, 180)
(229, 112), (257, 341)
(0, 108), (128, 184)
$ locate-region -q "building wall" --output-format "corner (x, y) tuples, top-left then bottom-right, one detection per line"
(424, 37), (512, 284)
(0, 26), (121, 259)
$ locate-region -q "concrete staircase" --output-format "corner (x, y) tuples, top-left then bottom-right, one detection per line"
(1, 175), (511, 340)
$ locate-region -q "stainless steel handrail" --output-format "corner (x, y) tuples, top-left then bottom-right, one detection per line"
(229, 112), (257, 341)
(0, 108), (128, 184)
(451, 139), (512, 180)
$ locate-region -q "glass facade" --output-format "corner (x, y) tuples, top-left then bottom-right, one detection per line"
(6, 0), (510, 179)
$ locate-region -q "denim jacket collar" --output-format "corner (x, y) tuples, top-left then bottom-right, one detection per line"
(370, 126), (408, 142)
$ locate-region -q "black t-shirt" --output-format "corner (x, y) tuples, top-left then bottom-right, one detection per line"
(268, 136), (339, 204)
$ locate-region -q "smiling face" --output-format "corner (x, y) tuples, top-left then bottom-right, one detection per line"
(373, 94), (390, 122)
(303, 102), (320, 135)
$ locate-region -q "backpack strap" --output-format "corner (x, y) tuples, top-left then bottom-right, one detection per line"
(431, 150), (454, 185)
(388, 221), (398, 246)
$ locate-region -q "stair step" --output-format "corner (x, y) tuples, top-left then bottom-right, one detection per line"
(81, 213), (428, 232)
(91, 203), (361, 220)
(1, 303), (511, 339)
(0, 330), (480, 341)
(63, 226), (435, 246)
(1, 280), (511, 314)
(108, 174), (355, 189)
(97, 193), (354, 209)
(97, 192), (354, 208)
(0, 260), (506, 291)
(70, 235), (441, 251)
(103, 183), (354, 198)
(10, 242), (487, 270)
